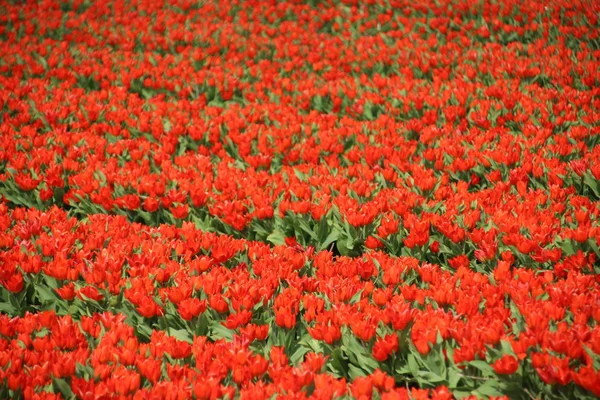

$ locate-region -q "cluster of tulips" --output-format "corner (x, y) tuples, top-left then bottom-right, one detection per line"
(0, 0), (599, 398)
(1, 205), (600, 398)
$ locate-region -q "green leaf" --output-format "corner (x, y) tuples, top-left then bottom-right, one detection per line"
(33, 52), (49, 70)
(297, 218), (318, 241)
(36, 285), (56, 304)
(52, 377), (73, 397)
(290, 345), (311, 365)
(136, 320), (153, 341)
(499, 340), (514, 355)
(336, 239), (351, 256)
(266, 230), (286, 246)
(75, 363), (94, 381)
(168, 328), (193, 343)
(341, 331), (378, 373)
(588, 238), (600, 258)
(416, 370), (445, 383)
(448, 368), (461, 388)
(43, 276), (59, 289)
(423, 345), (447, 379)
(584, 174), (600, 197)
(210, 322), (234, 341)
(328, 347), (348, 378)
(348, 289), (363, 305)
(583, 345), (600, 370)
(453, 390), (475, 399)
(293, 168), (308, 182)
(468, 360), (495, 376)
(509, 301), (525, 335)
(0, 302), (16, 314)
(559, 238), (576, 255)
(348, 364), (367, 379)
(319, 227), (339, 251)
(408, 353), (419, 376)
(299, 334), (324, 354)
(474, 379), (504, 397)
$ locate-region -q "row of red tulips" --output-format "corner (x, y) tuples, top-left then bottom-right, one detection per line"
(1, 205), (599, 398)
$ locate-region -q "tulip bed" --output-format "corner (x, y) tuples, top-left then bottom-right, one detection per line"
(1, 0), (599, 398)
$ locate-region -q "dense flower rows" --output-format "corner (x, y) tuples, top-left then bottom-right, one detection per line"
(0, 0), (599, 398)
(1, 206), (600, 399)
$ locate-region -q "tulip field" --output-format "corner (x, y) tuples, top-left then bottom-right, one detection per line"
(0, 0), (599, 398)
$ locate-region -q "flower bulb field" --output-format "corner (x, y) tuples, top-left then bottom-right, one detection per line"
(0, 0), (600, 399)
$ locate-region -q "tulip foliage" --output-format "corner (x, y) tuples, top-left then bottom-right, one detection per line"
(0, 0), (599, 398)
